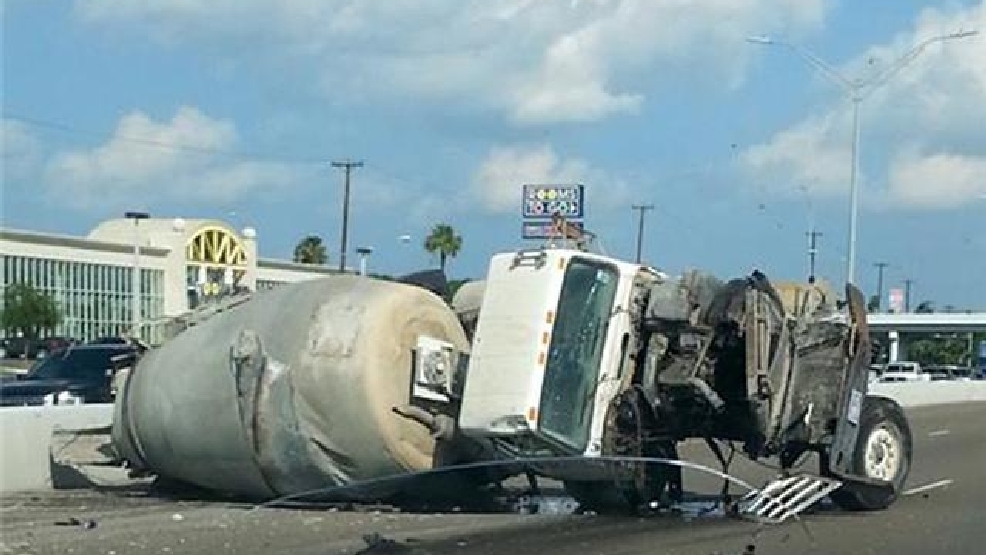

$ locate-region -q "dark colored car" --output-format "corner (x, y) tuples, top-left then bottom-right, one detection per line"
(0, 336), (77, 360)
(89, 336), (130, 345)
(1, 337), (47, 359)
(0, 344), (138, 406)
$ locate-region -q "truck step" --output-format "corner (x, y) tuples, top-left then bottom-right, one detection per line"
(740, 474), (842, 524)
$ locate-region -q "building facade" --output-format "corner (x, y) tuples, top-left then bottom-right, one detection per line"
(0, 218), (334, 345)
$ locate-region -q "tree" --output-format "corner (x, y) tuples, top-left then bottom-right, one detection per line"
(914, 300), (935, 314)
(423, 224), (462, 271)
(867, 295), (880, 313)
(293, 235), (328, 265)
(907, 334), (969, 366)
(0, 283), (61, 339)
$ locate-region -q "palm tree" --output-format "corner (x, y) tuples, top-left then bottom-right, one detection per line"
(293, 235), (328, 265)
(423, 224), (462, 271)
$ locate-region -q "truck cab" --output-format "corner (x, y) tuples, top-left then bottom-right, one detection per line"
(457, 248), (650, 459)
(451, 245), (912, 514)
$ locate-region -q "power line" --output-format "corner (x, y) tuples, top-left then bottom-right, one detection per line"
(2, 112), (469, 203)
(331, 160), (363, 273)
(2, 112), (326, 166)
(631, 204), (655, 264)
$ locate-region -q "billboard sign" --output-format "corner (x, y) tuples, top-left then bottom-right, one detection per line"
(522, 220), (584, 240)
(888, 288), (904, 313)
(522, 185), (584, 219)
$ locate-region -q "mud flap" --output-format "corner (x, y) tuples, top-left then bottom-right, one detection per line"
(825, 285), (894, 495)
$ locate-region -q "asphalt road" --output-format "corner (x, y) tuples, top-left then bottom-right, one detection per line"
(2, 402), (983, 555)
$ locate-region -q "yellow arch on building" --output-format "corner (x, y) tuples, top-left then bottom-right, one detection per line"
(185, 226), (247, 267)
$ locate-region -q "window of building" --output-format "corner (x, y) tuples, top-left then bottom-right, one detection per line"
(0, 254), (165, 344)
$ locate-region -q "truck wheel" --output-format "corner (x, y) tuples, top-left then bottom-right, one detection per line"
(828, 396), (912, 511)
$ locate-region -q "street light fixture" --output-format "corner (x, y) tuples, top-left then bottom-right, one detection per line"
(124, 211), (150, 340)
(747, 30), (978, 286)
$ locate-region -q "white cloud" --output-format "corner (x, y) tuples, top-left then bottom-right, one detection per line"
(1, 119), (42, 180)
(740, 1), (986, 210)
(470, 143), (629, 214)
(43, 107), (300, 209)
(887, 149), (986, 210)
(73, 0), (829, 125)
(471, 144), (588, 212)
(738, 112), (852, 196)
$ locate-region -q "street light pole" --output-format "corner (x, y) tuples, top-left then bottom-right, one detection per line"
(873, 262), (889, 312)
(631, 204), (654, 264)
(847, 96), (862, 285)
(747, 30), (978, 286)
(806, 228), (823, 283)
(124, 211), (150, 340)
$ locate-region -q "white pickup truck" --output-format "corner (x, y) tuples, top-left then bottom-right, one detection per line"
(880, 361), (930, 382)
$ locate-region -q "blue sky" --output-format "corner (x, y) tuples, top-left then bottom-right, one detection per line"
(2, 0), (984, 309)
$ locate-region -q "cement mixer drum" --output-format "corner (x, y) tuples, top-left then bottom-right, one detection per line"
(112, 275), (472, 500)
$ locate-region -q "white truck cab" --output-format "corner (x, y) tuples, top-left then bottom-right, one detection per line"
(447, 245), (913, 515)
(457, 248), (657, 458)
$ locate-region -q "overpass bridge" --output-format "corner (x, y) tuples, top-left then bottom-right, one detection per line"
(864, 313), (986, 362)
(868, 313), (986, 334)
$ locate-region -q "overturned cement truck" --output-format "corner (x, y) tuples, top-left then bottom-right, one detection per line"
(111, 246), (912, 515)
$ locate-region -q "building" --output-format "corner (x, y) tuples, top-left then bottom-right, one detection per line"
(0, 218), (335, 344)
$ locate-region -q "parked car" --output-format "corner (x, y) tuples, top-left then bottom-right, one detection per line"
(89, 336), (130, 345)
(0, 344), (139, 407)
(922, 365), (952, 381)
(921, 365), (975, 381)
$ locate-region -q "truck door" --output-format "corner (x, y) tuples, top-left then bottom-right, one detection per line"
(537, 258), (621, 453)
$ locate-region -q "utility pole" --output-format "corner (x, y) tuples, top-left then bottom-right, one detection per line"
(903, 278), (914, 313)
(331, 160), (363, 273)
(631, 204), (655, 264)
(806, 229), (822, 284)
(873, 262), (889, 312)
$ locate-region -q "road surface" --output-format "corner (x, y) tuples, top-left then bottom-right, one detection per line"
(1, 402), (983, 555)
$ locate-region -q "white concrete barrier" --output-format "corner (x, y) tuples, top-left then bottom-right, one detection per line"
(869, 380), (986, 408)
(0, 404), (114, 494)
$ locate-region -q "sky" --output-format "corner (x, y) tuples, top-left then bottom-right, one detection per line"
(1, 0), (984, 309)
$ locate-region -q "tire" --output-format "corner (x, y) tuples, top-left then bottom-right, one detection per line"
(563, 398), (676, 514)
(828, 396), (912, 511)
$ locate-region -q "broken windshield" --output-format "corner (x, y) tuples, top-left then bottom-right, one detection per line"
(538, 259), (619, 452)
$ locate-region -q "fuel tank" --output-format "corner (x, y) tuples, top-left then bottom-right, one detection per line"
(112, 275), (471, 500)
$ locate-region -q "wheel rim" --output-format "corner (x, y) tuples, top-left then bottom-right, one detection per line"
(864, 425), (901, 481)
